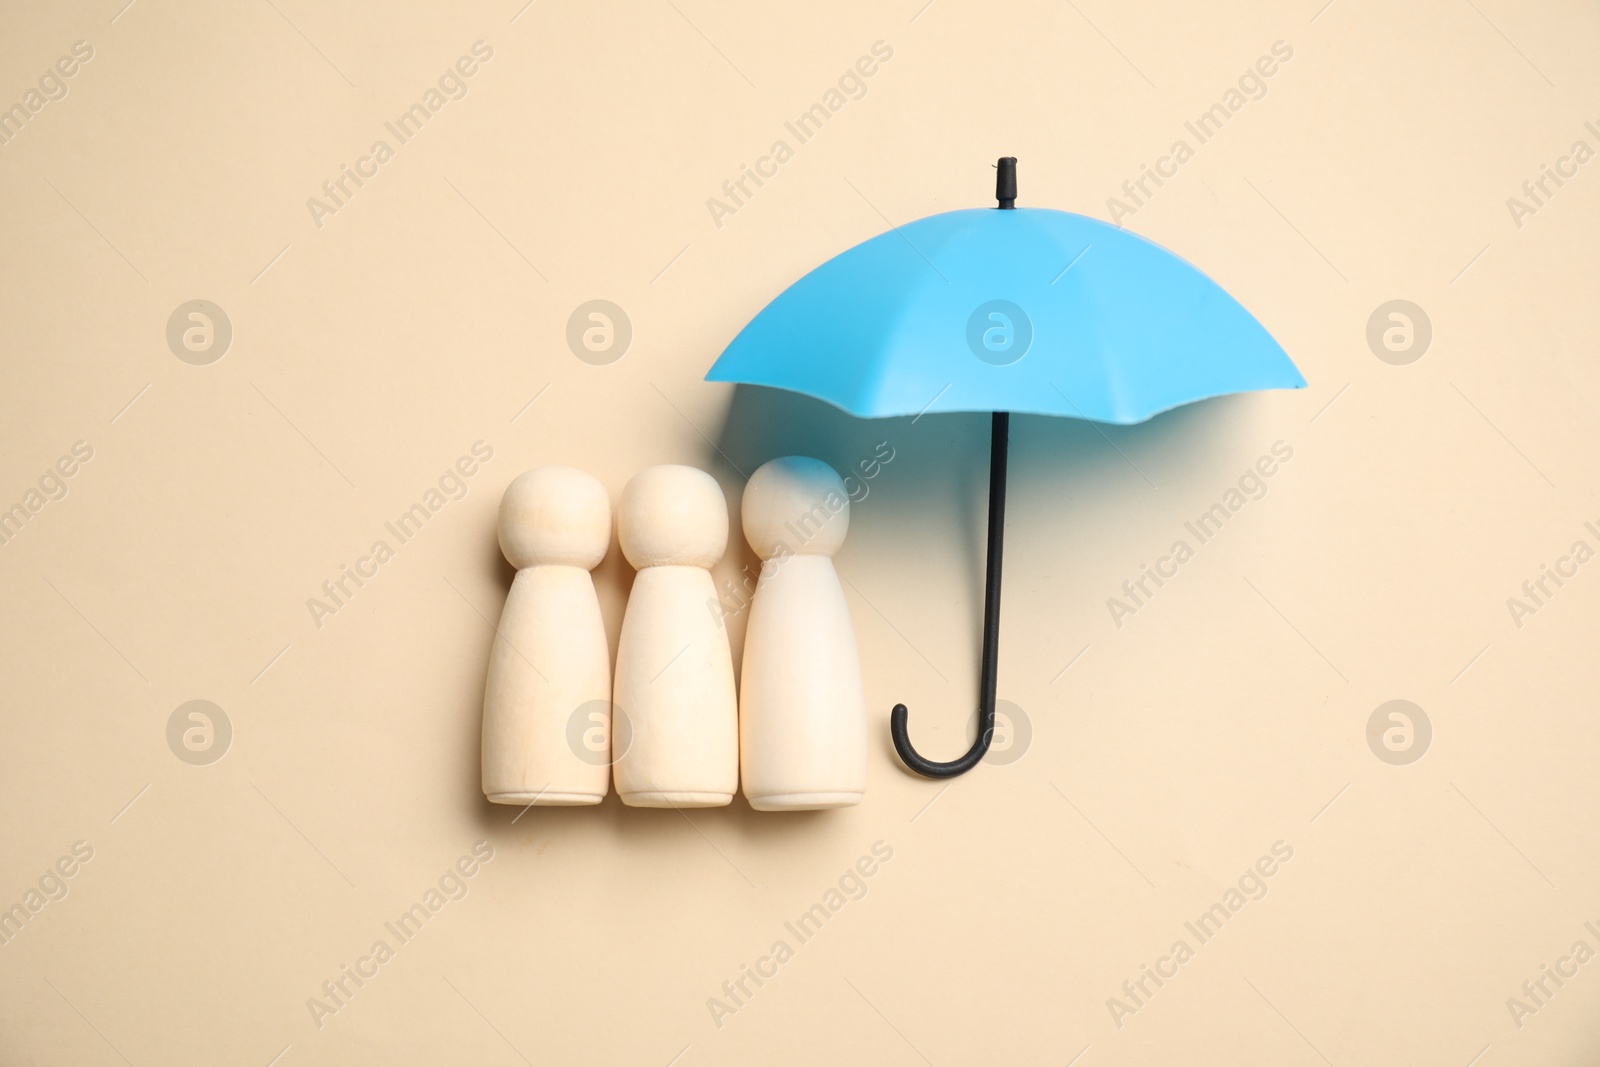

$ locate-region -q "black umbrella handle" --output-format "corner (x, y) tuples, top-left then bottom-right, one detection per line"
(891, 412), (1009, 778)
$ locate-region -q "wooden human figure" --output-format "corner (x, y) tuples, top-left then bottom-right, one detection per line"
(612, 465), (739, 807)
(481, 467), (612, 806)
(738, 456), (867, 810)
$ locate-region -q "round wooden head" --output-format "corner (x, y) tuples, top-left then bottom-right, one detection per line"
(497, 466), (611, 569)
(619, 465), (728, 570)
(741, 456), (849, 560)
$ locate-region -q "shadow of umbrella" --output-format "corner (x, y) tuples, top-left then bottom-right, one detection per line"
(705, 378), (1257, 774)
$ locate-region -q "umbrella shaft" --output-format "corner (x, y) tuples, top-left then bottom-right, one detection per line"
(979, 412), (1008, 739)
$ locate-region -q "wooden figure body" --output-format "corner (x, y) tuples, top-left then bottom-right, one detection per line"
(612, 465), (739, 807)
(738, 457), (867, 810)
(481, 467), (612, 806)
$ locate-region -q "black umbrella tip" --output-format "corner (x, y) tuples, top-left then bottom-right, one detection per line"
(995, 156), (1017, 209)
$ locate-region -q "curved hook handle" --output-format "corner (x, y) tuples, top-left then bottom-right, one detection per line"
(891, 700), (995, 778)
(892, 412), (1009, 779)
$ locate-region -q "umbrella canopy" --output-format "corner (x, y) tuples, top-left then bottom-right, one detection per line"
(705, 159), (1305, 780)
(707, 197), (1304, 423)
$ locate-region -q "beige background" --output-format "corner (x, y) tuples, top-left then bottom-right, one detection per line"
(2, 0), (1598, 1063)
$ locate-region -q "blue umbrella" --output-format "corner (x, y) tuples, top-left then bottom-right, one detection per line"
(706, 159), (1305, 779)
